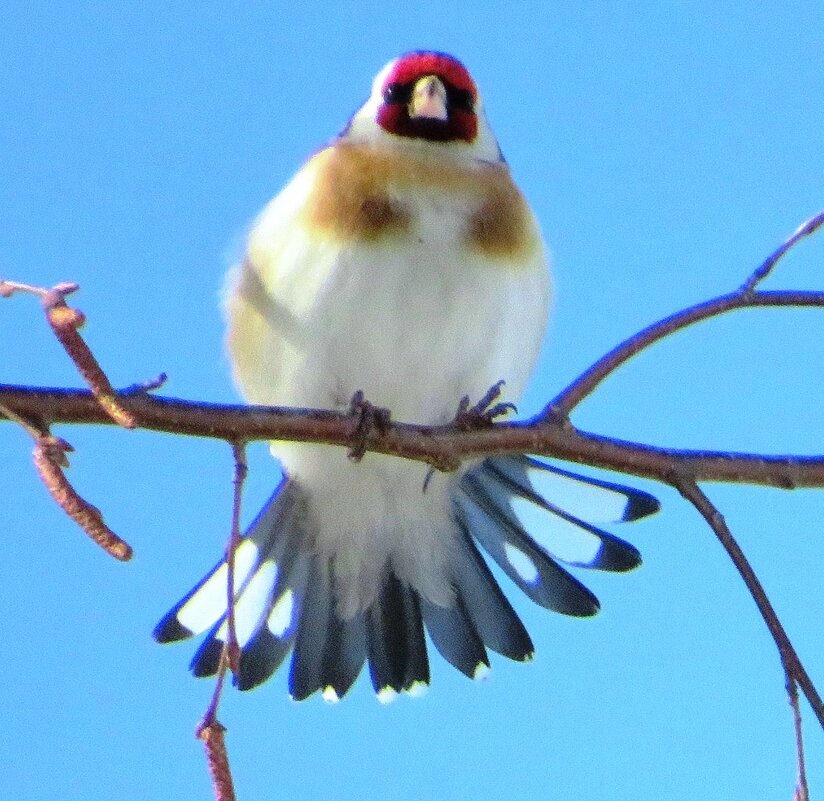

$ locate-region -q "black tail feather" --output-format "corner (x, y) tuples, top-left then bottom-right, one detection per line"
(419, 592), (489, 680)
(318, 610), (367, 701)
(288, 555), (333, 701)
(366, 573), (430, 697)
(451, 522), (534, 660)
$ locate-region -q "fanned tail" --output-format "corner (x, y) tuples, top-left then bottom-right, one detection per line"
(154, 456), (659, 700)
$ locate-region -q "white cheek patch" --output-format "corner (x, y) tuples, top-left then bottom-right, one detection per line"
(503, 542), (539, 584)
(267, 588), (297, 639)
(510, 497), (604, 567)
(176, 539), (260, 635)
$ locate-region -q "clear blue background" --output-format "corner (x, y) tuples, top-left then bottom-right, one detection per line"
(1, 3), (823, 799)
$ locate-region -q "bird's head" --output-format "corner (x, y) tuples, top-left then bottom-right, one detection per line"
(342, 51), (502, 163)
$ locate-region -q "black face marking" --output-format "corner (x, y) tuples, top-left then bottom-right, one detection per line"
(383, 82), (413, 105)
(445, 86), (474, 113)
(382, 78), (473, 114)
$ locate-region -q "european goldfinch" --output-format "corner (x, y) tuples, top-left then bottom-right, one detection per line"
(154, 51), (658, 701)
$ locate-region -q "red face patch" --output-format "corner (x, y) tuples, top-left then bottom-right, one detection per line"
(382, 52), (477, 97)
(376, 51), (479, 144)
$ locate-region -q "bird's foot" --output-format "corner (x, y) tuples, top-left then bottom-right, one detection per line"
(347, 390), (391, 461)
(453, 380), (517, 430)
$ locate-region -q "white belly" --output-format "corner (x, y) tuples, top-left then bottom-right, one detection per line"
(226, 173), (549, 615)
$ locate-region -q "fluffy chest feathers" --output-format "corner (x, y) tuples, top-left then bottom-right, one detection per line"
(227, 141), (549, 425)
(300, 142), (538, 260)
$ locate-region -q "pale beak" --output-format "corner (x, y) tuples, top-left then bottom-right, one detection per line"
(409, 75), (448, 121)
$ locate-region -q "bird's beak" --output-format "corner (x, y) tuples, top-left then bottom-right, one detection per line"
(409, 75), (448, 121)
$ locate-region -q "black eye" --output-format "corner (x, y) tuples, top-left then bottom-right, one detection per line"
(383, 82), (412, 105)
(446, 86), (474, 112)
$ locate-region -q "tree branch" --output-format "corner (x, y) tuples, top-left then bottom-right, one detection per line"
(548, 209), (824, 418)
(671, 476), (821, 784)
(740, 210), (824, 293)
(3, 213), (822, 490)
(193, 443), (247, 801)
(546, 289), (824, 420)
(1, 385), (822, 488)
(0, 280), (137, 428)
(3, 211), (823, 799)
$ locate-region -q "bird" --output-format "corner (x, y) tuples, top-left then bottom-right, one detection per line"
(154, 50), (659, 702)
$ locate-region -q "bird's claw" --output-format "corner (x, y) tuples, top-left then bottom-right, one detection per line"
(453, 380), (517, 430)
(347, 390), (391, 461)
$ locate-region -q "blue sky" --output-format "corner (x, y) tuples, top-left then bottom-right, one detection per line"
(1, 3), (823, 799)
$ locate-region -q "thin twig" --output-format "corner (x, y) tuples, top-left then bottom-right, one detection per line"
(120, 373), (168, 396)
(196, 649), (235, 800)
(1, 279), (137, 428)
(787, 675), (809, 801)
(548, 207), (824, 419)
(195, 442), (248, 801)
(225, 440), (248, 676)
(741, 210), (824, 293)
(30, 434), (133, 561)
(671, 476), (824, 730)
(0, 279), (79, 299)
(546, 289), (824, 420)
